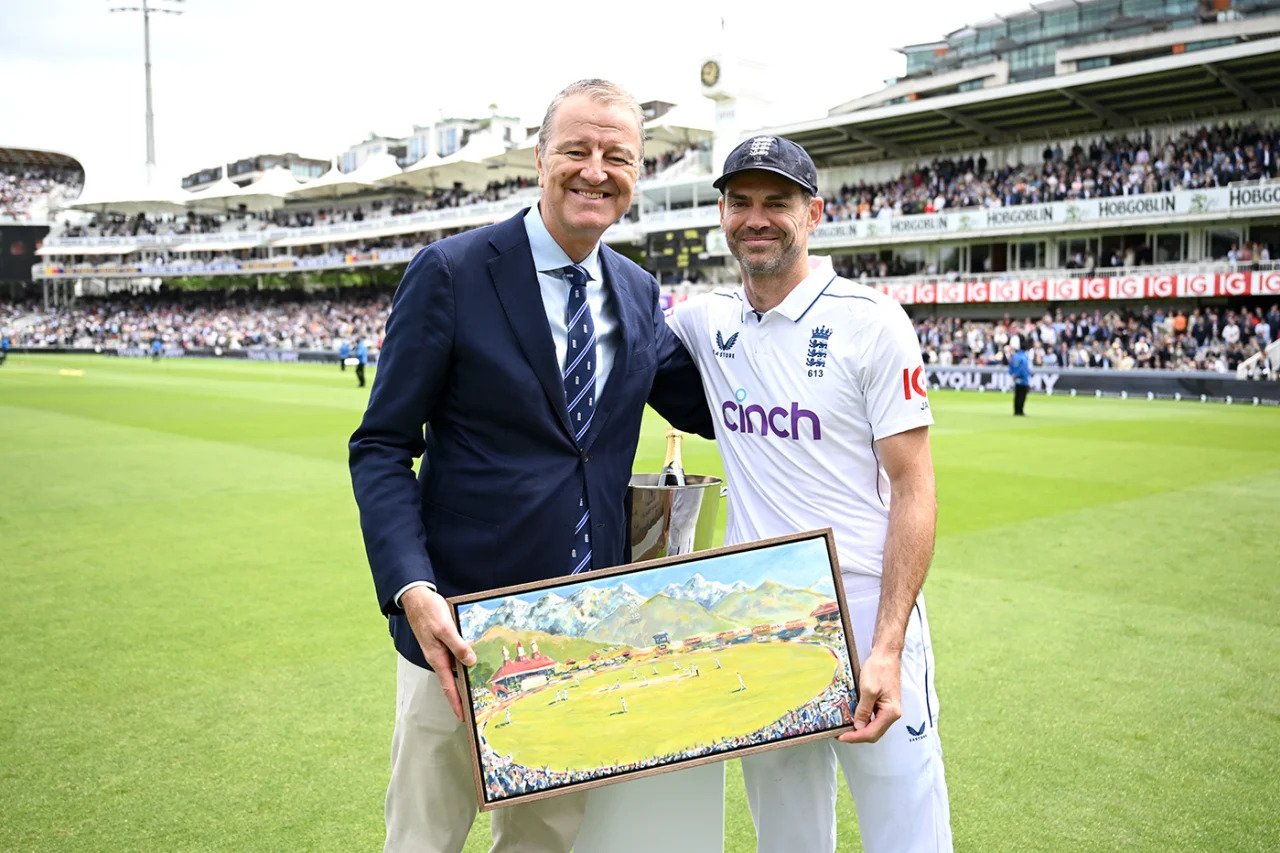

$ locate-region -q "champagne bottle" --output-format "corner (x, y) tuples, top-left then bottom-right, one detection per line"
(659, 427), (686, 487)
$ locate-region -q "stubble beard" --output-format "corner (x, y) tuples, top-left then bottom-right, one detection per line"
(730, 232), (801, 279)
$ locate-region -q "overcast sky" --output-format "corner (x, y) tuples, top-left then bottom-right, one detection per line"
(2, 0), (1025, 187)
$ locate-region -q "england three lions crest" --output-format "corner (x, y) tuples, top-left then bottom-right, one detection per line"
(806, 326), (832, 370)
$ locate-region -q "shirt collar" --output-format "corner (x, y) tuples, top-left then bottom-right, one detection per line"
(743, 255), (836, 324)
(523, 203), (603, 283)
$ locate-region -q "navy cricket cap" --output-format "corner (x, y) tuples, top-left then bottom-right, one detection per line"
(713, 135), (818, 196)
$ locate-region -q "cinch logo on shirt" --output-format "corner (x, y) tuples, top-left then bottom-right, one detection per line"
(721, 388), (822, 440)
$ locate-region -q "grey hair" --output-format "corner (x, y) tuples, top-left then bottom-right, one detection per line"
(537, 79), (645, 161)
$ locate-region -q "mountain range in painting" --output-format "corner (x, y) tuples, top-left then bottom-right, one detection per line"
(459, 572), (831, 646)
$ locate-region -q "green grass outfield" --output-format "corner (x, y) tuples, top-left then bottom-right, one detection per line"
(1, 353), (1277, 852)
(483, 644), (840, 772)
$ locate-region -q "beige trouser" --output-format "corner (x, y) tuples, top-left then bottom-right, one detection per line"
(385, 655), (587, 853)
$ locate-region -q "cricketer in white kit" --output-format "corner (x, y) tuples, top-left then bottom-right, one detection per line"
(667, 135), (952, 853)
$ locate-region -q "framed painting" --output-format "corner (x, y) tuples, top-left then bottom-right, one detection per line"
(448, 529), (859, 811)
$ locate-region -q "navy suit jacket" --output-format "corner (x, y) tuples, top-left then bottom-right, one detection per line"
(350, 210), (713, 668)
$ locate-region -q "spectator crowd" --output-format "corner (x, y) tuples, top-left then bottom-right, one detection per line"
(34, 124), (1279, 285)
(5, 291), (1275, 378)
(1, 165), (83, 221)
(2, 290), (388, 353)
(24, 122), (1279, 251)
(917, 303), (1279, 374)
(821, 121), (1277, 222)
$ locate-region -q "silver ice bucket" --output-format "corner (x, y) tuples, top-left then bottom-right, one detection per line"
(626, 473), (723, 563)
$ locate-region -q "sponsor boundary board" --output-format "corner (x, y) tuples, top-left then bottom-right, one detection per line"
(448, 529), (858, 811)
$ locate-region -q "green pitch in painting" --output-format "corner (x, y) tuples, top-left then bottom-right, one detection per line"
(449, 530), (859, 810)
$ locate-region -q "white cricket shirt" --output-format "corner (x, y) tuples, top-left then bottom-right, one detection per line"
(668, 262), (933, 587)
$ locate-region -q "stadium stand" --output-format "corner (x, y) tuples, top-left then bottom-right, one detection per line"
(0, 148), (83, 224)
(3, 288), (1274, 380)
(820, 122), (1279, 221)
(1, 291), (388, 352)
(916, 303), (1277, 372)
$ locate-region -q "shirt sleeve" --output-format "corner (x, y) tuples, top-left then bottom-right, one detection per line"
(394, 580), (437, 606)
(860, 301), (935, 441)
(665, 297), (697, 349)
(649, 284), (715, 439)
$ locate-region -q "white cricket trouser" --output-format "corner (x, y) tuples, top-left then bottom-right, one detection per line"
(384, 656), (587, 853)
(743, 586), (952, 853)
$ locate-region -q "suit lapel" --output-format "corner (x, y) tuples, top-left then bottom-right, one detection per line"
(487, 222), (575, 442)
(581, 249), (638, 452)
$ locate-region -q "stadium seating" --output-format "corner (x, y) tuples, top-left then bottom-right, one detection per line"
(0, 292), (389, 352)
(2, 292), (1274, 375)
(1, 164), (83, 222)
(31, 121), (1278, 290)
(821, 121), (1278, 224)
(917, 304), (1277, 372)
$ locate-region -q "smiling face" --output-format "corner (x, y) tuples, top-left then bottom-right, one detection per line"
(535, 93), (642, 261)
(719, 170), (823, 285)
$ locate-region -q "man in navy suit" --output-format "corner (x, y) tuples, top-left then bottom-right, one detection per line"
(349, 79), (712, 852)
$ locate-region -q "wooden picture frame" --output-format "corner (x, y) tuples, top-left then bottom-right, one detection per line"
(448, 528), (859, 811)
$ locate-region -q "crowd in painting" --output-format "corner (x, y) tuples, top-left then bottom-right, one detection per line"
(479, 677), (856, 802)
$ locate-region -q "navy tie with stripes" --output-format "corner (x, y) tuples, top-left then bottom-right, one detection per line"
(562, 264), (595, 574)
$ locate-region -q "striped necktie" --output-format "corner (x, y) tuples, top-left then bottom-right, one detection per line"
(562, 264), (595, 574)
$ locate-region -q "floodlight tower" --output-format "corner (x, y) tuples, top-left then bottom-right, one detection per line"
(108, 0), (185, 185)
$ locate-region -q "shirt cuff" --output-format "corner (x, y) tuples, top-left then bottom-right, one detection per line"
(394, 580), (436, 608)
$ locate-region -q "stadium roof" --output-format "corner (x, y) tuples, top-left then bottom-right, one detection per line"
(385, 134), (527, 190)
(767, 37), (1280, 166)
(285, 152), (402, 201)
(0, 146), (83, 172)
(469, 109), (714, 182)
(71, 179), (188, 216)
(231, 166), (301, 212)
(181, 172), (245, 212)
(643, 102), (713, 149)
